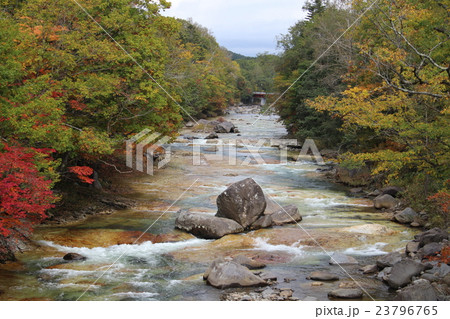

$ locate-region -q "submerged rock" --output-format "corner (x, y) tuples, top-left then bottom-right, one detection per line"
(307, 271), (339, 281)
(205, 260), (268, 289)
(328, 288), (363, 299)
(63, 253), (86, 261)
(216, 178), (266, 228)
(373, 194), (398, 210)
(175, 211), (243, 239)
(329, 253), (358, 265)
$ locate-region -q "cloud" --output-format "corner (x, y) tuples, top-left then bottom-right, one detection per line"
(162, 0), (307, 56)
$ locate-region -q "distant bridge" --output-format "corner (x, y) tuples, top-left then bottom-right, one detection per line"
(252, 92), (276, 106)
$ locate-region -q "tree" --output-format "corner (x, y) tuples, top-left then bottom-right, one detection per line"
(0, 143), (58, 262)
(307, 0), (449, 224)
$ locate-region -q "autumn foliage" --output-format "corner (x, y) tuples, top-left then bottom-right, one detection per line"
(0, 143), (58, 260)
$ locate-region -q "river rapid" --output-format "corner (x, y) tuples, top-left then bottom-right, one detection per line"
(0, 109), (419, 301)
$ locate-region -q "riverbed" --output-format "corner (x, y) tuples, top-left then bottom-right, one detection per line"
(0, 109), (418, 301)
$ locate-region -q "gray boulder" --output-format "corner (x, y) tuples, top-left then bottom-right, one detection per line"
(307, 271), (339, 281)
(381, 186), (403, 197)
(205, 260), (268, 289)
(394, 207), (418, 224)
(386, 259), (426, 289)
(376, 252), (402, 269)
(360, 264), (378, 274)
(328, 289), (363, 299)
(373, 194), (398, 209)
(270, 205), (302, 226)
(415, 228), (449, 247)
(329, 253), (358, 265)
(406, 241), (420, 255)
(421, 242), (443, 257)
(214, 121), (235, 133)
(232, 255), (266, 270)
(175, 211), (243, 239)
(216, 178), (266, 228)
(394, 279), (437, 301)
(249, 215), (273, 230)
(205, 132), (218, 139)
(264, 195), (281, 215)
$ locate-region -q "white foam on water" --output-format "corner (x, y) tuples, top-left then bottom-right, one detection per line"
(342, 242), (389, 256)
(38, 238), (210, 265)
(252, 238), (306, 257)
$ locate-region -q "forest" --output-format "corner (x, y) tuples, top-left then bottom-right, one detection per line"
(0, 0), (448, 266)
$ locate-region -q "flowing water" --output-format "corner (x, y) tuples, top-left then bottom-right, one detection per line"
(0, 110), (419, 301)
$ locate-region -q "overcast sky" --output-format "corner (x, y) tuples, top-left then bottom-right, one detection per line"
(162, 0), (307, 57)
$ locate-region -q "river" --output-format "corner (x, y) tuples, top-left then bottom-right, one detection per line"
(0, 109), (418, 301)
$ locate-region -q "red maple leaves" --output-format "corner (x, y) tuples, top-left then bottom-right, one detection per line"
(0, 143), (57, 238)
(68, 166), (94, 184)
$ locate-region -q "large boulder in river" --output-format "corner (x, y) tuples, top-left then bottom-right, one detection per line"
(394, 207), (418, 224)
(373, 194), (398, 210)
(216, 178), (266, 228)
(175, 211), (244, 239)
(270, 205), (302, 226)
(264, 195), (280, 215)
(386, 259), (426, 289)
(214, 121), (235, 133)
(249, 215), (273, 230)
(204, 259), (268, 289)
(414, 228), (449, 247)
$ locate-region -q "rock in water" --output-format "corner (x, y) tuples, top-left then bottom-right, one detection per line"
(270, 205), (302, 226)
(214, 121), (235, 133)
(63, 253), (86, 261)
(394, 279), (438, 301)
(307, 271), (339, 281)
(249, 215), (273, 230)
(360, 264), (378, 274)
(386, 259), (426, 289)
(376, 252), (402, 269)
(394, 207), (418, 224)
(205, 260), (268, 289)
(175, 211), (244, 239)
(264, 195), (280, 215)
(232, 255), (266, 269)
(373, 194), (398, 209)
(216, 178), (266, 228)
(328, 289), (363, 299)
(329, 253), (358, 265)
(205, 132), (219, 139)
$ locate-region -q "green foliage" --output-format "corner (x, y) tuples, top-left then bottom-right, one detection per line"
(275, 1), (353, 147)
(236, 54), (280, 104)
